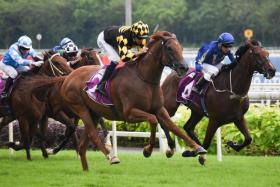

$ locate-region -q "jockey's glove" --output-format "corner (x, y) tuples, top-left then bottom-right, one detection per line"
(32, 61), (44, 67)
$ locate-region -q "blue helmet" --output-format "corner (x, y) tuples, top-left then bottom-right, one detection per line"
(218, 32), (234, 45)
(60, 37), (73, 48)
(18, 35), (32, 49)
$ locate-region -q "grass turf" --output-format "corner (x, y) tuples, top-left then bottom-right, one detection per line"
(0, 149), (279, 187)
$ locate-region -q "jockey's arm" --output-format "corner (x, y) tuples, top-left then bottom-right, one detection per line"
(9, 49), (32, 66)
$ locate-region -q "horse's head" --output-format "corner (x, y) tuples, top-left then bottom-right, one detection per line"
(40, 51), (73, 76)
(79, 48), (101, 66)
(148, 31), (188, 76)
(236, 40), (276, 79)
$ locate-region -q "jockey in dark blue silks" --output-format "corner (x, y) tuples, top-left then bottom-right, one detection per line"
(52, 37), (73, 52)
(192, 32), (236, 95)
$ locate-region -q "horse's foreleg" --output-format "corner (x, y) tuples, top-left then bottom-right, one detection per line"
(156, 107), (207, 155)
(227, 116), (252, 152)
(143, 123), (157, 157)
(18, 119), (32, 160)
(125, 107), (158, 157)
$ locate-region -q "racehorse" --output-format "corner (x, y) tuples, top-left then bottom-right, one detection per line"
(160, 40), (276, 164)
(57, 31), (207, 170)
(41, 48), (109, 155)
(0, 51), (73, 160)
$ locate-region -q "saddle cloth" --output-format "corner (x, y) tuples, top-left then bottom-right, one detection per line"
(176, 68), (209, 107)
(85, 63), (124, 106)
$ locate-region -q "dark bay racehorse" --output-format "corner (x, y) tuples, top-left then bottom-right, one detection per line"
(42, 31), (207, 170)
(0, 51), (73, 160)
(160, 40), (276, 164)
(0, 49), (103, 159)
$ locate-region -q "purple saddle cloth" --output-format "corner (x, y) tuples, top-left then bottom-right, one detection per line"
(176, 68), (209, 106)
(85, 66), (113, 106)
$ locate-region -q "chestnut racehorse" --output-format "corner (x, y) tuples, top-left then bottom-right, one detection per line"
(160, 40), (276, 164)
(56, 31), (206, 170)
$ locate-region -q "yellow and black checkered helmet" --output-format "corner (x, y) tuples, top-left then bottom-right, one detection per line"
(131, 21), (149, 39)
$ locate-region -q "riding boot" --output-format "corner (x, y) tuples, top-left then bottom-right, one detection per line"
(96, 62), (117, 96)
(192, 76), (208, 95)
(1, 77), (13, 99)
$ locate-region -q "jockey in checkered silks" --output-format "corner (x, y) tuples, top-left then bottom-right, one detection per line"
(192, 32), (237, 95)
(0, 35), (43, 99)
(52, 38), (80, 65)
(96, 20), (149, 96)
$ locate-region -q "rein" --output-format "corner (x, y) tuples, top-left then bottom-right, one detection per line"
(210, 70), (248, 100)
(135, 36), (177, 86)
(48, 53), (67, 76)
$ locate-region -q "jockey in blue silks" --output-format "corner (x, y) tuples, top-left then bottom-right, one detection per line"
(0, 35), (43, 99)
(192, 32), (236, 95)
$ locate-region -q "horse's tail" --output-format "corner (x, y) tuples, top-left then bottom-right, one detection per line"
(18, 75), (65, 102)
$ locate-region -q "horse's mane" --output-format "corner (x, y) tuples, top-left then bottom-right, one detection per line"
(18, 75), (65, 101)
(235, 39), (261, 61)
(147, 31), (176, 48)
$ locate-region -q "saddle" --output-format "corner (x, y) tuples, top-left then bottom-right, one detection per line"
(0, 71), (13, 115)
(85, 64), (124, 106)
(176, 68), (210, 114)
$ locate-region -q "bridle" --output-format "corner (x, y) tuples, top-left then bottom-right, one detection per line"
(47, 53), (68, 76)
(136, 36), (181, 85)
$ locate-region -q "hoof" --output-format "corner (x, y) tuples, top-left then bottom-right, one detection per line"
(143, 149), (152, 158)
(182, 150), (197, 157)
(42, 153), (49, 159)
(196, 147), (207, 155)
(109, 156), (120, 165)
(198, 155), (206, 166)
(46, 148), (54, 155)
(165, 149), (174, 158)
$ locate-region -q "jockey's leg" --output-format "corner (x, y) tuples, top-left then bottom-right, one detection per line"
(0, 63), (17, 99)
(192, 76), (208, 95)
(96, 61), (117, 96)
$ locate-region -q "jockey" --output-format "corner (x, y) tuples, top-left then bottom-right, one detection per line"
(52, 37), (73, 52)
(96, 20), (149, 96)
(0, 35), (43, 99)
(53, 39), (80, 66)
(59, 42), (80, 65)
(192, 32), (236, 95)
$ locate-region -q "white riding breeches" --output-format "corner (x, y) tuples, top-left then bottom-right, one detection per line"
(97, 31), (120, 63)
(202, 63), (220, 81)
(0, 61), (30, 79)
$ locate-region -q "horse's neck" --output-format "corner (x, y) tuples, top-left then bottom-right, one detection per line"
(137, 50), (164, 85)
(230, 52), (254, 95)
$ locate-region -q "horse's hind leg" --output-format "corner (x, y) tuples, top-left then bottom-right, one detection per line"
(51, 112), (77, 155)
(227, 116), (252, 152)
(0, 116), (14, 132)
(37, 116), (48, 158)
(160, 125), (175, 158)
(156, 107), (206, 155)
(184, 111), (204, 145)
(78, 130), (89, 171)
